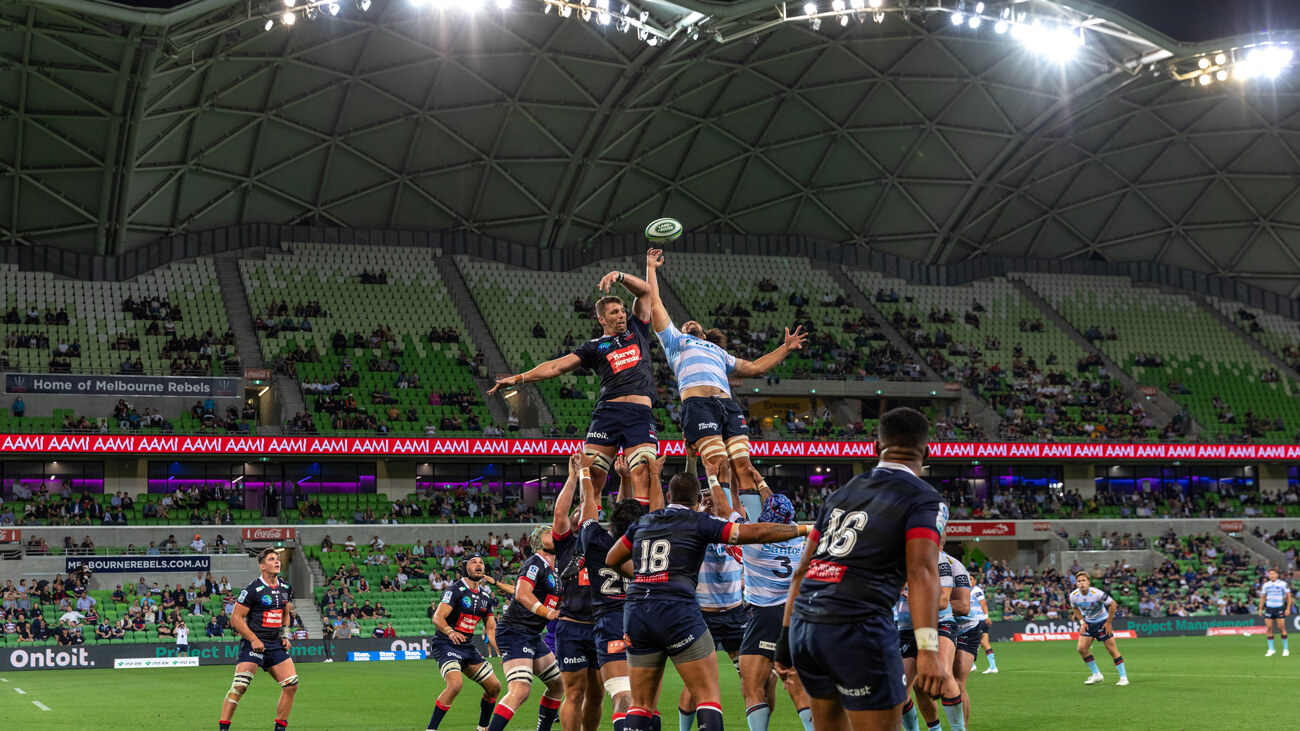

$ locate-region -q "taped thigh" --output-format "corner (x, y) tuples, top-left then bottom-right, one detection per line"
(603, 675), (631, 697)
(226, 671), (254, 703)
(695, 436), (728, 467)
(583, 447), (614, 475)
(469, 662), (496, 684)
(439, 659), (464, 678)
(507, 666), (535, 686)
(537, 661), (562, 684)
(625, 445), (658, 472)
(724, 435), (750, 462)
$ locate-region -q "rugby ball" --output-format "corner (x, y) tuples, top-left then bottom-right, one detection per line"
(645, 217), (684, 245)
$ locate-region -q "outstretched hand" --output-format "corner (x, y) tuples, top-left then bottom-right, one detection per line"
(598, 271), (622, 293)
(783, 325), (808, 351)
(646, 249), (664, 269)
(487, 375), (519, 395)
(614, 454), (631, 478)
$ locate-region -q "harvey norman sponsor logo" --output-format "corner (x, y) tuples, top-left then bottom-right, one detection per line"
(1014, 631), (1137, 641)
(115, 656), (200, 669)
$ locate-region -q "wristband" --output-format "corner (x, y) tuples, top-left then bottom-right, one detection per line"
(774, 624), (792, 667)
(707, 475), (720, 490)
(798, 524), (811, 536)
(915, 627), (940, 652)
(531, 601), (543, 615)
(617, 272), (626, 283)
(579, 469), (590, 482)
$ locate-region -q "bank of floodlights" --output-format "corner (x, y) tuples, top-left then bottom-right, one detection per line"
(265, 0), (371, 30)
(1177, 43), (1294, 88)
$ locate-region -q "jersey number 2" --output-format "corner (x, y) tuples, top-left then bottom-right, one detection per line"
(819, 509), (868, 558)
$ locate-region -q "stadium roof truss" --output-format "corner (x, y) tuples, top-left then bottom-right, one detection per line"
(2, 0), (1299, 293)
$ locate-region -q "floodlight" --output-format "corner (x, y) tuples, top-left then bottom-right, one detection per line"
(282, 10), (296, 24)
(968, 16), (980, 28)
(264, 18), (275, 30)
(1198, 57), (1210, 69)
(952, 12), (963, 25)
(328, 2), (340, 14)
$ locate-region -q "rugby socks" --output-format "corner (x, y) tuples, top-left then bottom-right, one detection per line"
(479, 695), (497, 728)
(627, 707), (653, 731)
(901, 699), (919, 731)
(486, 704), (514, 731)
(275, 721), (288, 730)
(679, 707), (696, 731)
(1269, 638), (1275, 652)
(1113, 655), (1127, 680)
(745, 702), (770, 731)
(926, 720), (942, 731)
(695, 702), (723, 730)
(985, 649), (998, 671)
(428, 700), (451, 730)
(219, 723), (231, 731)
(1285, 638), (1290, 652)
(797, 706), (813, 731)
(537, 695), (563, 731)
(942, 697), (966, 731)
(613, 711), (627, 731)
(1083, 654), (1100, 676)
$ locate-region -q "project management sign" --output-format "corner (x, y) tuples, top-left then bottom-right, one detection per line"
(5, 373), (239, 398)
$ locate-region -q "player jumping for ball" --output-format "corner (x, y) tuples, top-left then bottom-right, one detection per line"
(489, 260), (660, 502)
(219, 548), (297, 731)
(1260, 567), (1292, 657)
(1070, 571), (1129, 686)
(427, 554), (505, 731)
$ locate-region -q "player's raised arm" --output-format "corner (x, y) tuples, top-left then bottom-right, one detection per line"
(597, 268), (653, 324)
(641, 248), (671, 332)
(704, 457), (735, 518)
(646, 454), (667, 512)
(580, 454), (603, 523)
(487, 353), (582, 395)
(726, 520), (810, 545)
(613, 454), (632, 505)
(731, 326), (807, 378)
(552, 453), (583, 539)
(513, 571), (559, 622)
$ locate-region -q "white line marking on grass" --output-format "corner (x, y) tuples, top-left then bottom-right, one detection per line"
(33, 701), (50, 711)
(1012, 670), (1298, 681)
(14, 687), (26, 694)
(0, 677), (8, 682)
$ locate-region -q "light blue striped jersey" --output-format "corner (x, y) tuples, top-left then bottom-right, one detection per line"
(946, 555), (978, 632)
(1262, 579), (1291, 608)
(1069, 587), (1113, 623)
(742, 533), (805, 607)
(966, 585), (988, 623)
(893, 590), (913, 630)
(938, 553), (957, 624)
(696, 510), (744, 609)
(656, 322), (736, 395)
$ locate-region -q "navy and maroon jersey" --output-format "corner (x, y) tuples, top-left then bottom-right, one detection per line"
(618, 505), (736, 602)
(499, 554), (561, 634)
(578, 518), (629, 617)
(236, 576), (293, 642)
(571, 316), (657, 404)
(554, 528), (594, 622)
(794, 466), (947, 625)
(437, 578), (497, 639)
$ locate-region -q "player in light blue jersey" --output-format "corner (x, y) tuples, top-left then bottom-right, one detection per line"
(968, 583), (997, 674)
(1070, 572), (1128, 686)
(1258, 568), (1292, 657)
(642, 249), (805, 496)
(945, 546), (977, 728)
(896, 550), (968, 731)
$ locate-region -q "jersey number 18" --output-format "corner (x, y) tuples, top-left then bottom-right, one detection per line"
(639, 539), (671, 573)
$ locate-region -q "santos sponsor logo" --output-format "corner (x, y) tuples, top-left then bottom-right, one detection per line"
(8, 648), (94, 669)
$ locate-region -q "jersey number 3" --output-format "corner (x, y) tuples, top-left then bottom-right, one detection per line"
(818, 509), (868, 558)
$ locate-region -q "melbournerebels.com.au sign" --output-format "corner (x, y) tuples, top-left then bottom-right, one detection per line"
(65, 555), (211, 573)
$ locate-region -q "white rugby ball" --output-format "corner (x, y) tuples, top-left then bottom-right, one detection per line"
(645, 217), (684, 244)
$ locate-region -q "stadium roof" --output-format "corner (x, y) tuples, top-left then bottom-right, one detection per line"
(2, 0), (1299, 292)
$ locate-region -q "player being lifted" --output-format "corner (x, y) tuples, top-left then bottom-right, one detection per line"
(605, 468), (811, 730)
(1259, 568), (1292, 657)
(778, 407), (952, 731)
(487, 525), (566, 731)
(489, 261), (660, 501)
(638, 248), (805, 493)
(551, 453), (606, 731)
(427, 555), (504, 731)
(219, 548), (298, 731)
(1070, 571), (1129, 686)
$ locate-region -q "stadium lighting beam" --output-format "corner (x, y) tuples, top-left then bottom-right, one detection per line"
(1237, 45), (1295, 80)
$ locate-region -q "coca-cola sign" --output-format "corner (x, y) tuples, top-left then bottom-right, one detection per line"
(1218, 520), (1244, 532)
(1032, 522), (1052, 532)
(946, 521), (1016, 538)
(242, 528), (296, 541)
(0, 529), (20, 542)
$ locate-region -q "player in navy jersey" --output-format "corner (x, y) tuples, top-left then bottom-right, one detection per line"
(489, 258), (661, 502)
(427, 554), (503, 731)
(486, 525), (566, 731)
(777, 407), (952, 731)
(642, 248), (805, 495)
(219, 548), (297, 731)
(577, 449), (661, 731)
(552, 452), (611, 731)
(605, 469), (811, 731)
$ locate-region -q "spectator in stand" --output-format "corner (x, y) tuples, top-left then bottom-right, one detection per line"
(190, 534), (206, 553)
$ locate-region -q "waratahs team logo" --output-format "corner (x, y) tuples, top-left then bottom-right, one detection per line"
(260, 594), (274, 607)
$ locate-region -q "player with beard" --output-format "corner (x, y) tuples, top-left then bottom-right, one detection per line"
(606, 470), (811, 731)
(219, 548), (297, 731)
(427, 555), (503, 731)
(552, 452), (610, 731)
(576, 450), (664, 731)
(640, 249), (805, 495)
(489, 261), (660, 502)
(486, 525), (566, 731)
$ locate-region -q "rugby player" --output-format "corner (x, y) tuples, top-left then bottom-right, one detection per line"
(777, 407), (952, 731)
(427, 555), (503, 731)
(219, 548), (297, 731)
(945, 547), (976, 727)
(605, 470), (811, 730)
(552, 452), (606, 731)
(489, 262), (660, 501)
(486, 526), (566, 731)
(641, 248), (805, 494)
(1259, 568), (1291, 657)
(577, 449), (663, 731)
(1069, 571), (1129, 686)
(970, 581), (997, 673)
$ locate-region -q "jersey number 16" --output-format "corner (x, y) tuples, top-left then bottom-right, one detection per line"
(816, 509), (868, 558)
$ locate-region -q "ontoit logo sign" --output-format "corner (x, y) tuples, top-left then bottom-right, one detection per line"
(8, 648), (94, 669)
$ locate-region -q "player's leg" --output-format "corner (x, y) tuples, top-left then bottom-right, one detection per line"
(532, 652), (565, 731)
(739, 654), (774, 730)
(486, 657), (535, 731)
(600, 659), (634, 731)
(677, 685), (697, 731)
(899, 641), (920, 731)
(1279, 616), (1289, 656)
(625, 441), (658, 501)
(265, 658), (299, 730)
(778, 664), (815, 731)
(219, 660), (258, 729)
(670, 652), (723, 730)
(466, 661), (503, 731)
(559, 664), (592, 731)
(845, 704), (911, 731)
(721, 399), (757, 493)
(583, 444), (615, 497)
(1077, 635), (1102, 684)
(583, 666), (604, 731)
(807, 697), (851, 731)
(952, 648), (975, 725)
(626, 659), (668, 731)
(1101, 637), (1127, 684)
(934, 634), (964, 731)
(429, 660), (465, 730)
(979, 629), (998, 673)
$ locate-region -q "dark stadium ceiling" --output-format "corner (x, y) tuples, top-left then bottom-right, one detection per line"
(2, 0), (1300, 291)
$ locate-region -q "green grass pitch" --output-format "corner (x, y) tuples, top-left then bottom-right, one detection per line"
(1, 636), (1292, 729)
